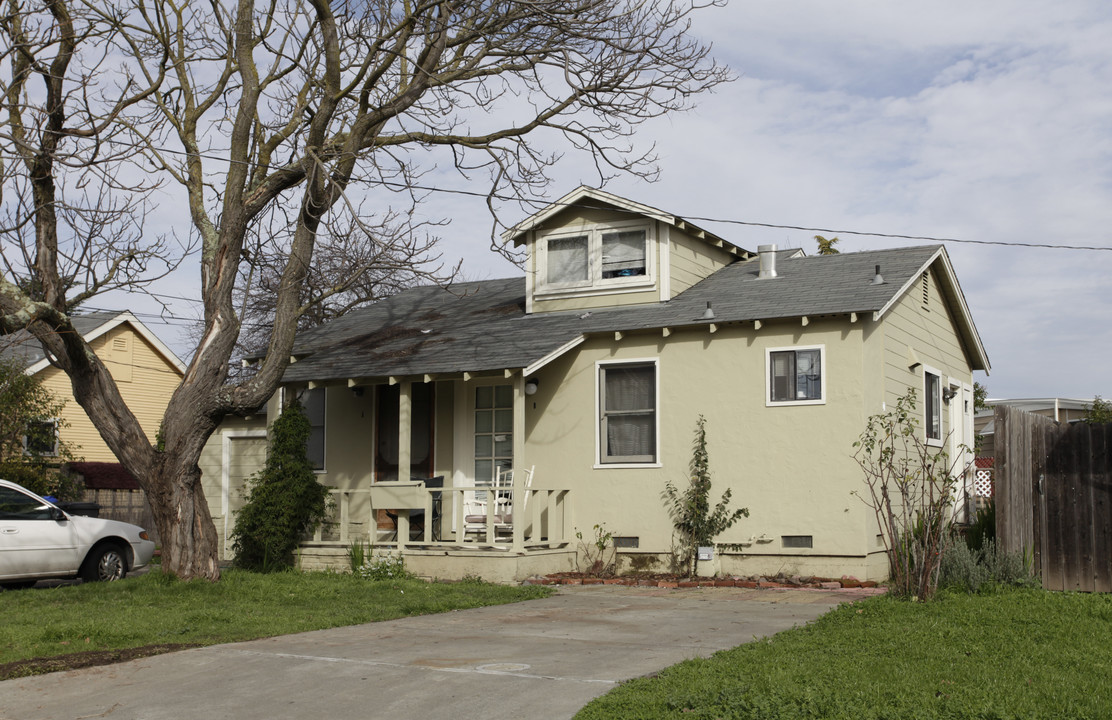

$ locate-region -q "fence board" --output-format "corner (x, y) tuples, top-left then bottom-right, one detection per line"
(997, 406), (1112, 592)
(1096, 425), (1112, 593)
(82, 488), (160, 544)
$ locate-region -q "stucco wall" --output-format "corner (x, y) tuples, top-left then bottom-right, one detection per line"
(522, 317), (879, 578)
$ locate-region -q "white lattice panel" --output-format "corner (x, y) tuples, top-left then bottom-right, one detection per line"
(974, 469), (994, 497)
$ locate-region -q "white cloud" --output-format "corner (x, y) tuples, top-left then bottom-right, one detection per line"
(114, 0), (1112, 400)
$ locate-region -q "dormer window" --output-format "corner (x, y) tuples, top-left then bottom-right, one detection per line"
(537, 221), (653, 295)
(601, 230), (647, 278)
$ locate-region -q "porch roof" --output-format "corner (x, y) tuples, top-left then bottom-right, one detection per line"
(280, 244), (982, 384)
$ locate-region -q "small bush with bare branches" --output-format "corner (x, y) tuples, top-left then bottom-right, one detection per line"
(853, 390), (968, 600)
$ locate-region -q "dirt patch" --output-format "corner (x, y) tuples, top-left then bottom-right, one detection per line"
(0, 643), (201, 680)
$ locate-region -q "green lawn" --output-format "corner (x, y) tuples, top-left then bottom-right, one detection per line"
(0, 569), (550, 673)
(576, 589), (1112, 720)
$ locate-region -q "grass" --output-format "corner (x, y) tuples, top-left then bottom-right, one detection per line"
(576, 589), (1112, 720)
(0, 569), (551, 672)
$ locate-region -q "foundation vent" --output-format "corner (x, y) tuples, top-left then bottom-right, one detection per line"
(781, 535), (813, 549)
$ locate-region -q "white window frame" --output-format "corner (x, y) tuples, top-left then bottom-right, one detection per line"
(595, 358), (661, 468)
(23, 418), (59, 457)
(765, 345), (826, 407)
(536, 219), (656, 298)
(923, 365), (943, 447)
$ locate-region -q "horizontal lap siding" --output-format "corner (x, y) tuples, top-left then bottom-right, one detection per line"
(40, 325), (183, 463)
(883, 268), (973, 424)
(668, 232), (735, 297)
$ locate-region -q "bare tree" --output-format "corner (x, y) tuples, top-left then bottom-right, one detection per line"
(231, 201), (451, 363)
(0, 0), (731, 580)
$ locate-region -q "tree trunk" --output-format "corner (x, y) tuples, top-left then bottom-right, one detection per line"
(147, 463), (221, 581)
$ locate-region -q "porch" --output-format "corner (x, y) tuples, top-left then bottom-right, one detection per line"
(299, 481), (577, 583)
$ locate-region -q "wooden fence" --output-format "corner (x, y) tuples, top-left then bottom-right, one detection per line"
(81, 488), (160, 545)
(996, 406), (1112, 592)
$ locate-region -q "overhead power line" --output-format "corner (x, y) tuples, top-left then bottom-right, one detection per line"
(3, 138), (1111, 252)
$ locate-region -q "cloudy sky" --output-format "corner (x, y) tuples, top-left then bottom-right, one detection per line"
(126, 0), (1112, 401)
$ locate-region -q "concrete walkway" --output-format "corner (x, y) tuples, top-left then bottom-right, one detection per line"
(1, 585), (867, 720)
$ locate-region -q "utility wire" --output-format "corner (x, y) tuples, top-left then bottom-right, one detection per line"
(3, 139), (1110, 253)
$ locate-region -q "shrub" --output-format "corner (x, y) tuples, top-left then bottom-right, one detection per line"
(575, 524), (616, 576)
(663, 415), (748, 576)
(348, 540), (368, 573)
(231, 400), (331, 572)
(853, 390), (964, 600)
(357, 552), (411, 581)
(964, 500), (995, 553)
(0, 462), (84, 501)
(939, 537), (1038, 593)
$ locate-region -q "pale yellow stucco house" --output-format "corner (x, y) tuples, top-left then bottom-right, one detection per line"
(204, 187), (990, 582)
(1, 310), (186, 463)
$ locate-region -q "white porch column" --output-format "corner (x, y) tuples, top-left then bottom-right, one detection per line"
(398, 380), (412, 481)
(512, 373), (526, 553)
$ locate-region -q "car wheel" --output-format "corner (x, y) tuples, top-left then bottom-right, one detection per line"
(0, 581), (37, 590)
(81, 543), (128, 582)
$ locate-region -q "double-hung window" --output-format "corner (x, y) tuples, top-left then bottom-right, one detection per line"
(297, 388), (327, 471)
(23, 419), (59, 457)
(924, 368), (942, 444)
(598, 361), (657, 465)
(539, 222), (651, 294)
(766, 346), (825, 405)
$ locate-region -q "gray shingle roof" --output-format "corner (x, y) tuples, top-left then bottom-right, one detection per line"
(281, 245), (952, 384)
(0, 312), (124, 369)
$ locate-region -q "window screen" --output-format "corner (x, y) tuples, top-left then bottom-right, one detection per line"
(600, 363), (656, 463)
(769, 349), (822, 402)
(299, 388), (326, 470)
(546, 236), (589, 284)
(601, 230), (646, 278)
(925, 372), (941, 441)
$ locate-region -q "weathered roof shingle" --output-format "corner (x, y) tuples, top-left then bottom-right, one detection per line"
(280, 245), (963, 384)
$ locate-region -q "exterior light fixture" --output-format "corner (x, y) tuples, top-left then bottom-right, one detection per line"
(525, 379), (539, 396)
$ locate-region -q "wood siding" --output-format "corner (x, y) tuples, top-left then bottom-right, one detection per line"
(37, 324), (183, 462)
(668, 231), (735, 296)
(882, 267), (972, 433)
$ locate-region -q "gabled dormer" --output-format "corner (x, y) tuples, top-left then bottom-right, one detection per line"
(501, 186), (753, 314)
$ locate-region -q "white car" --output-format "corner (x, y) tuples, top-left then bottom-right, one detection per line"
(0, 479), (156, 589)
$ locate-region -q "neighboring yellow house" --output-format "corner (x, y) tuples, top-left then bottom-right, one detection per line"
(207, 186), (990, 582)
(1, 311), (186, 462)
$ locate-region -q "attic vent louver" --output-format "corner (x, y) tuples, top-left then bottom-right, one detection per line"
(758, 244), (778, 279)
(871, 264), (885, 285)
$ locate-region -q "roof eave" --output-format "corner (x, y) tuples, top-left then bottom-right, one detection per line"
(873, 246), (990, 373)
(499, 186), (750, 257)
(24, 311), (187, 376)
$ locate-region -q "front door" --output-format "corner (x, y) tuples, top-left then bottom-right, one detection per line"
(473, 384), (514, 488)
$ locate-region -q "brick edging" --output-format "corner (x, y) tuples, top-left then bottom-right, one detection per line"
(524, 575), (884, 592)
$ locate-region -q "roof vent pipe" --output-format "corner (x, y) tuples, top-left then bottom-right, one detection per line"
(701, 301), (715, 320)
(758, 244), (778, 279)
(871, 264), (885, 285)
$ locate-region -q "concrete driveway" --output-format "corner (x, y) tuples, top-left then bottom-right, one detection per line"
(1, 585), (866, 720)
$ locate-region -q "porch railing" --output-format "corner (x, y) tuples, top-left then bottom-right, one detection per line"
(308, 483), (571, 553)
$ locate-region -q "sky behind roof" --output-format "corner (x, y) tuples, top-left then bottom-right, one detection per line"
(106, 0), (1112, 401)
